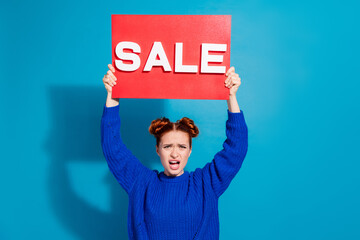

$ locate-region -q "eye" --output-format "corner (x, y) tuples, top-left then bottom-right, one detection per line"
(179, 145), (187, 149)
(164, 145), (171, 149)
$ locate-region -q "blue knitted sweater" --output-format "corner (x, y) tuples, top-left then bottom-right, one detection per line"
(101, 104), (248, 240)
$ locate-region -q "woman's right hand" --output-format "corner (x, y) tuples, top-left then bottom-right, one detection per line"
(102, 64), (117, 94)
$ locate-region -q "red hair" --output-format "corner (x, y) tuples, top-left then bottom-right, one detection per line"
(149, 117), (199, 147)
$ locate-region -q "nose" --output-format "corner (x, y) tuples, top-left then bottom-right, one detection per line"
(170, 147), (179, 158)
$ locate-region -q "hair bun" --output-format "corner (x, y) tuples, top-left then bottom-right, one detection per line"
(177, 117), (199, 138)
(149, 117), (171, 136)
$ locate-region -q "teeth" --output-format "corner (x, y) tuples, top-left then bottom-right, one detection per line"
(170, 161), (179, 164)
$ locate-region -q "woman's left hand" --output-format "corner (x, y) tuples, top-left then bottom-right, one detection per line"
(225, 67), (241, 96)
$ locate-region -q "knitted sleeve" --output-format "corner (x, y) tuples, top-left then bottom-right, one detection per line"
(101, 104), (150, 194)
(202, 110), (248, 198)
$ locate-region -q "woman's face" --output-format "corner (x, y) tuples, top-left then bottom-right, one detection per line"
(156, 130), (192, 177)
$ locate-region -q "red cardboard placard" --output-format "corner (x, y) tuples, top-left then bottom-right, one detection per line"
(111, 15), (231, 99)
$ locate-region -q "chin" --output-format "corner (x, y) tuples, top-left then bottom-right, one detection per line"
(167, 168), (183, 177)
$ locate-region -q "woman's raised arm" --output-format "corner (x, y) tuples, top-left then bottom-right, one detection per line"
(201, 67), (248, 198)
(101, 64), (151, 194)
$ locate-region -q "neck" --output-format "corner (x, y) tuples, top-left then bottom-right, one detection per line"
(165, 169), (184, 177)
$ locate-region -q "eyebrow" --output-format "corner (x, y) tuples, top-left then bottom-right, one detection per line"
(162, 143), (188, 147)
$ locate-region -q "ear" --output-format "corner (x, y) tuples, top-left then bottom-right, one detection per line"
(156, 145), (160, 156)
(189, 147), (192, 157)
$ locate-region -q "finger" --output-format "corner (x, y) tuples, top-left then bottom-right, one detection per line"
(225, 66), (235, 76)
(103, 74), (108, 83)
(225, 72), (236, 82)
(107, 73), (117, 84)
(225, 71), (237, 80)
(232, 75), (239, 82)
(226, 75), (236, 86)
(228, 72), (238, 78)
(225, 76), (231, 87)
(103, 74), (111, 82)
(104, 82), (113, 91)
(230, 74), (240, 83)
(224, 75), (230, 84)
(232, 79), (241, 89)
(226, 77), (233, 88)
(226, 66), (235, 76)
(108, 76), (116, 86)
(228, 75), (236, 86)
(103, 74), (115, 87)
(108, 64), (115, 73)
(107, 70), (117, 80)
(108, 79), (116, 87)
(231, 81), (239, 89)
(103, 76), (111, 88)
(107, 74), (117, 86)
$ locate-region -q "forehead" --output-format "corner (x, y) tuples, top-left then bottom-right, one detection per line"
(160, 130), (190, 144)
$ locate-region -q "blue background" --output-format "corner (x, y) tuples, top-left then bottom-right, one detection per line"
(1, 0), (359, 239)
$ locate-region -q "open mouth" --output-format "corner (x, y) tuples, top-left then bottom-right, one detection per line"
(169, 160), (180, 170)
(169, 160), (180, 165)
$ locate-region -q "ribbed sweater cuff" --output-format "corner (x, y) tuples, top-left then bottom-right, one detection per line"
(102, 104), (120, 121)
(227, 110), (247, 128)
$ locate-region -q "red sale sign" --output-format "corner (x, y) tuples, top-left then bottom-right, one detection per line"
(111, 15), (231, 99)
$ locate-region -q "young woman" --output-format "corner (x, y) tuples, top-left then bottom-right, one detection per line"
(101, 64), (248, 240)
